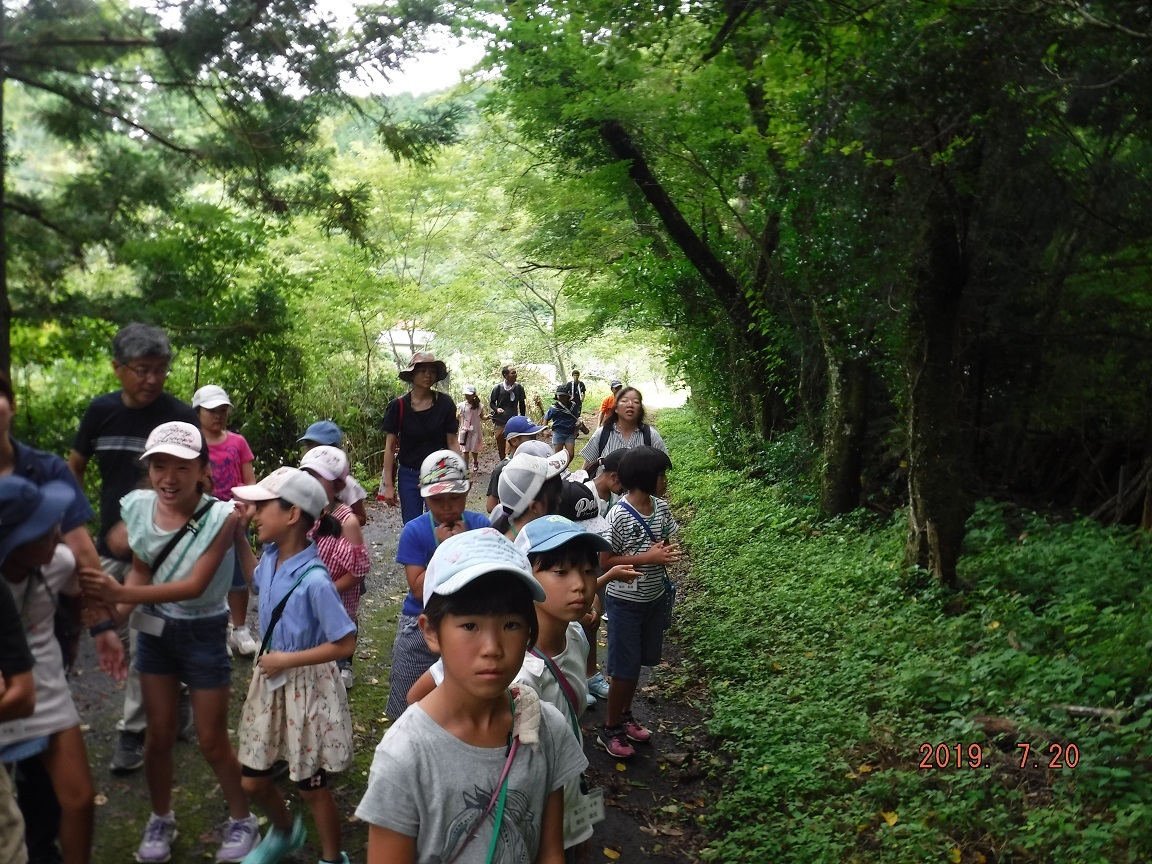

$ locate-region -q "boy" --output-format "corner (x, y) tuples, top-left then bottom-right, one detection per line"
(598, 446), (681, 759)
(544, 387), (583, 464)
(578, 448), (624, 701)
(385, 450), (491, 720)
(358, 529), (587, 863)
(486, 415), (547, 514)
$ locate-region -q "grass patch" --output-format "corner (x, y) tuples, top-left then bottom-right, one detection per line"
(659, 406), (1152, 863)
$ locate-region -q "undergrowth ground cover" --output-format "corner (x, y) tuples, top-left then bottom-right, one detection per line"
(658, 407), (1152, 863)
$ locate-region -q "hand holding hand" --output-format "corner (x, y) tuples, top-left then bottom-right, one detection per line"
(604, 564), (642, 584)
(648, 541), (682, 566)
(79, 567), (122, 603)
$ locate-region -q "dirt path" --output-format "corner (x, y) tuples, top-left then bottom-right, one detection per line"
(75, 445), (713, 861)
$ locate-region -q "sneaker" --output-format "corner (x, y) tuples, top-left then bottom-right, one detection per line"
(110, 729), (145, 774)
(319, 855), (351, 864)
(340, 667), (354, 690)
(585, 690), (597, 709)
(136, 813), (177, 863)
(216, 815), (260, 863)
(586, 672), (610, 700)
(240, 813), (304, 864)
(230, 625), (259, 657)
(597, 724), (635, 760)
(621, 712), (652, 743)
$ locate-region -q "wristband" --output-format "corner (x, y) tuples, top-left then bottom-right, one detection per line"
(89, 620), (117, 636)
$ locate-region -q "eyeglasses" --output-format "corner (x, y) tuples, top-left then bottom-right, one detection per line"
(124, 363), (170, 381)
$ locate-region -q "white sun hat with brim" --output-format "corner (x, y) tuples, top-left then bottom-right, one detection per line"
(497, 450), (570, 519)
(423, 527), (544, 607)
(191, 384), (233, 410)
(231, 466), (328, 521)
(140, 421), (204, 461)
(299, 445), (350, 488)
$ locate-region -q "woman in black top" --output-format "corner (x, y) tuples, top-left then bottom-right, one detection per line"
(379, 353), (461, 523)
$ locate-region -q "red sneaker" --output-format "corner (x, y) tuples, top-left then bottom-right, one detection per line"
(621, 713), (652, 744)
(597, 724), (635, 759)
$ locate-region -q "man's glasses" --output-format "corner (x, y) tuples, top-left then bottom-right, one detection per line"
(124, 363), (169, 381)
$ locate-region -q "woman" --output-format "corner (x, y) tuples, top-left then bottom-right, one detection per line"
(378, 353), (462, 523)
(579, 386), (669, 474)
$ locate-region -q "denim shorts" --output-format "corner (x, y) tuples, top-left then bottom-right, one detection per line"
(229, 558), (247, 591)
(552, 432), (576, 445)
(134, 613), (232, 690)
(604, 594), (664, 681)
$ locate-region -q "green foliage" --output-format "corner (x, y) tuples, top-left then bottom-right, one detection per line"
(661, 406), (1152, 862)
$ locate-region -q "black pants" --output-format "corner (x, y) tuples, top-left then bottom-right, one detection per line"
(16, 756), (62, 864)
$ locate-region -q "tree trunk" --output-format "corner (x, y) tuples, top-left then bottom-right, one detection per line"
(903, 210), (972, 588)
(820, 353), (870, 515)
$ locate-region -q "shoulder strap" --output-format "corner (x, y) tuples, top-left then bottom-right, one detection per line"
(150, 500), (216, 576)
(528, 647), (582, 739)
(596, 421), (613, 455)
(618, 499), (659, 544)
(642, 424), (651, 446)
(258, 564), (327, 656)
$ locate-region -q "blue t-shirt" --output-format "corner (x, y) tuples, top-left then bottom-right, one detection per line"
(396, 510), (491, 616)
(544, 403), (579, 437)
(253, 542), (355, 653)
(10, 437), (95, 533)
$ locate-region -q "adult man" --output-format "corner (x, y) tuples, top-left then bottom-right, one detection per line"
(489, 364), (527, 460)
(68, 323), (199, 774)
(565, 369), (586, 416)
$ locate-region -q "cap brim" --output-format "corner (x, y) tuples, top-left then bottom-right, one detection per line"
(0, 481), (75, 562)
(431, 561), (545, 603)
(529, 526), (612, 554)
(140, 443), (202, 461)
(507, 425), (546, 438)
(229, 483), (278, 503)
(196, 398), (232, 409)
(421, 479), (471, 497)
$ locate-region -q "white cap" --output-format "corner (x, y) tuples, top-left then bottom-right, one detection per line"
(423, 527), (544, 606)
(516, 440), (553, 459)
(231, 467), (328, 520)
(419, 450), (470, 497)
(141, 421), (204, 461)
(497, 450), (569, 518)
(462, 384), (477, 395)
(192, 384), (233, 410)
(299, 445), (350, 488)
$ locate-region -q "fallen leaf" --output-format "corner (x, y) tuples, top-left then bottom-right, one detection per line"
(603, 848), (621, 860)
(988, 620), (1000, 630)
(881, 811), (898, 827)
(93, 794), (108, 806)
(615, 762), (627, 772)
(949, 849), (961, 863)
(858, 764), (874, 773)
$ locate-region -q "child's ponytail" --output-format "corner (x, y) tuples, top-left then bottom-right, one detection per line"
(313, 509), (343, 538)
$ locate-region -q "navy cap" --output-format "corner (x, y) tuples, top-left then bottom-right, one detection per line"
(298, 420), (343, 446)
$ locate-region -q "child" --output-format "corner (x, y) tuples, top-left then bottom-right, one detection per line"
(298, 421), (369, 526)
(485, 415), (547, 514)
(491, 450), (570, 542)
(598, 446), (681, 760)
(0, 476), (94, 864)
(408, 516), (639, 861)
(194, 384), (260, 657)
(457, 385), (485, 475)
(78, 422), (256, 862)
(299, 445), (370, 689)
(0, 559), (34, 864)
(385, 450), (489, 721)
(579, 449), (625, 701)
(229, 467), (357, 864)
(356, 528), (587, 863)
(544, 386), (584, 464)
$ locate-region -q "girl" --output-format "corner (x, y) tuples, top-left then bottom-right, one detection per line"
(299, 446), (370, 690)
(357, 528), (586, 863)
(491, 450), (570, 541)
(578, 387), (668, 475)
(79, 422), (256, 863)
(456, 384), (485, 475)
(0, 476), (94, 864)
(230, 467), (356, 864)
(193, 384), (259, 657)
(379, 352), (461, 523)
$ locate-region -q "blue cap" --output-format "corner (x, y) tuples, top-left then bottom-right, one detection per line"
(504, 415), (545, 438)
(298, 420), (343, 446)
(520, 514), (611, 555)
(0, 477), (75, 563)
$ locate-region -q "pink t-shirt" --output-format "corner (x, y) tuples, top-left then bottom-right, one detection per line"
(207, 431), (254, 500)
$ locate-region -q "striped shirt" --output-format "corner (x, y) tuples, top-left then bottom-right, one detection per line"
(606, 496), (678, 603)
(579, 423), (667, 466)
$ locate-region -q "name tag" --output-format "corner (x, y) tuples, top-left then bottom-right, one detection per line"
(266, 672), (288, 692)
(129, 609), (166, 637)
(564, 786), (605, 837)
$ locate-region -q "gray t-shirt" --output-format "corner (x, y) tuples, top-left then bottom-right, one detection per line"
(356, 702), (587, 863)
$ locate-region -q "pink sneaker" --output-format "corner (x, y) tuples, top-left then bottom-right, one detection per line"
(621, 713), (652, 744)
(597, 724), (635, 759)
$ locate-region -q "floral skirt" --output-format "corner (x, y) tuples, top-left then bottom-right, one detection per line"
(238, 662), (353, 782)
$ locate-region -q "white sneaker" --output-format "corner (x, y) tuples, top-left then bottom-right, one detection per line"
(229, 625), (258, 657)
(215, 814), (260, 862)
